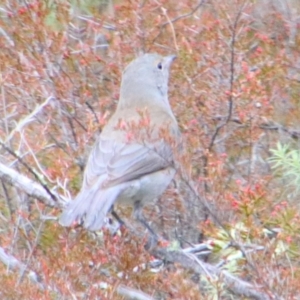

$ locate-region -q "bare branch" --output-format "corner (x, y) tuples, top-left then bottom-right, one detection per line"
(0, 142), (59, 204)
(151, 247), (279, 300)
(207, 2), (247, 152)
(260, 121), (300, 139)
(0, 162), (64, 208)
(0, 246), (44, 290)
(152, 1), (205, 44)
(5, 96), (54, 143)
(161, 0), (206, 27)
(117, 285), (155, 300)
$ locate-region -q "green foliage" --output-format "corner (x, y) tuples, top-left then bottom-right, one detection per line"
(269, 142), (300, 193)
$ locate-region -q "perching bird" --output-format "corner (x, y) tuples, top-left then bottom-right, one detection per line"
(59, 53), (180, 235)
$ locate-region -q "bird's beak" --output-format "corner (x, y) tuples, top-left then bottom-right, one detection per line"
(165, 54), (177, 68)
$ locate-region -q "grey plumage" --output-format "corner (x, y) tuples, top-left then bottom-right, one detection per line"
(59, 53), (179, 231)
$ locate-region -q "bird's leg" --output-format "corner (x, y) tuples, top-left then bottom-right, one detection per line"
(111, 205), (125, 226)
(133, 201), (158, 248)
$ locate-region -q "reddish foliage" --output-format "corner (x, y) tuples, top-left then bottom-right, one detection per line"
(1, 0), (300, 298)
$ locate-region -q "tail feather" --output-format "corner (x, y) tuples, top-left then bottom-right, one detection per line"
(84, 187), (121, 230)
(59, 188), (96, 227)
(59, 184), (122, 231)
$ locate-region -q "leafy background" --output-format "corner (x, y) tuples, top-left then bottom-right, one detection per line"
(0, 0), (300, 299)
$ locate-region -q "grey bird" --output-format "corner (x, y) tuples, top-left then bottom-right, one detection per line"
(59, 53), (180, 235)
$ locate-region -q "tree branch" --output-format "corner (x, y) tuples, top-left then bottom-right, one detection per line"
(117, 285), (155, 300)
(151, 247), (277, 300)
(0, 246), (44, 290)
(0, 162), (64, 208)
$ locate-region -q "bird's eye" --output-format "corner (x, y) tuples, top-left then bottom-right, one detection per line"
(157, 62), (163, 70)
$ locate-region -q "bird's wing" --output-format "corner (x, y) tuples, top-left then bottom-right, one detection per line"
(59, 135), (174, 230)
(83, 135), (173, 189)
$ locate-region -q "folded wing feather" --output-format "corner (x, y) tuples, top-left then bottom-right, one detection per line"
(59, 135), (173, 230)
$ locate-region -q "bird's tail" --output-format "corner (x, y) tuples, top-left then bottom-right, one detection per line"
(59, 184), (121, 231)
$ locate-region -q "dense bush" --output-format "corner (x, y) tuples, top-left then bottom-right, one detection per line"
(0, 0), (300, 299)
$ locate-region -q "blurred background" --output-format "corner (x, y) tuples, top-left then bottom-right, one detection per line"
(0, 0), (300, 298)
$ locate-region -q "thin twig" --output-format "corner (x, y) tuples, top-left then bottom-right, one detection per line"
(5, 96), (54, 143)
(161, 0), (206, 27)
(152, 1), (205, 44)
